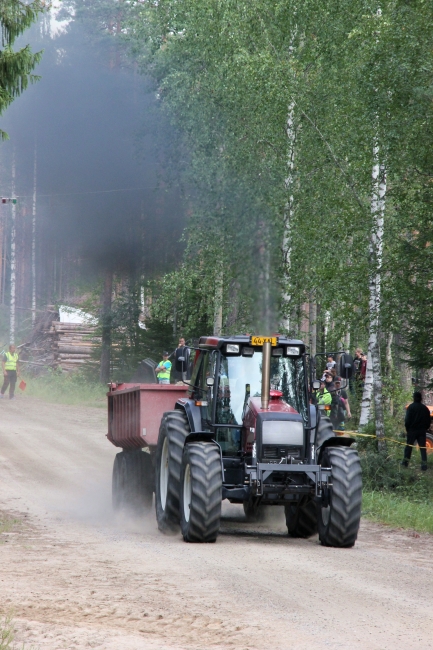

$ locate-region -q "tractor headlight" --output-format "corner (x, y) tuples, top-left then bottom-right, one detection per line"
(286, 346), (300, 356)
(226, 344), (240, 354)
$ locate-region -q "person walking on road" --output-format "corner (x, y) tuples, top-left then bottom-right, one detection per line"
(156, 351), (172, 384)
(1, 344), (20, 400)
(402, 391), (431, 470)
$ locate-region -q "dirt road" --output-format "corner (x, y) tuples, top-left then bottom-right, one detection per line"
(0, 397), (432, 650)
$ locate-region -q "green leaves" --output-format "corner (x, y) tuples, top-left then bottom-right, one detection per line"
(0, 1), (45, 131)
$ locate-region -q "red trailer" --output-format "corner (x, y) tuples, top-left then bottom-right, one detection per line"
(107, 382), (188, 512)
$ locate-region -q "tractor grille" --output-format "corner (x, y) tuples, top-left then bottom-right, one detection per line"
(262, 445), (301, 460)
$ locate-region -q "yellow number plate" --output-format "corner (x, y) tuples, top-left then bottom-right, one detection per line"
(250, 336), (278, 347)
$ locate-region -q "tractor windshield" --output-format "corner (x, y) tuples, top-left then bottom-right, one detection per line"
(216, 352), (307, 427)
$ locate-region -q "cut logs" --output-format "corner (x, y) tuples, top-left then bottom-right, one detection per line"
(21, 307), (100, 373)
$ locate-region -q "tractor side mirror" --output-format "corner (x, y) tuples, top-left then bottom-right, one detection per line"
(206, 377), (214, 387)
(312, 379), (321, 390)
(339, 353), (354, 379)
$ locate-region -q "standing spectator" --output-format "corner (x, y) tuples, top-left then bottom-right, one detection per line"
(173, 336), (190, 382)
(326, 355), (336, 371)
(402, 391), (431, 470)
(332, 377), (352, 431)
(360, 353), (367, 385)
(0, 344), (20, 400)
(351, 348), (363, 395)
(323, 371), (335, 392)
(156, 351), (172, 384)
(316, 380), (332, 407)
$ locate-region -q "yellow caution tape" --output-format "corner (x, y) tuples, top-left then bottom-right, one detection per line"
(333, 430), (430, 449)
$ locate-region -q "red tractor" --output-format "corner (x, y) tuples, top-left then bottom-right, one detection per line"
(108, 335), (362, 547)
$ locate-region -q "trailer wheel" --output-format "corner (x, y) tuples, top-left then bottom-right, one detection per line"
(112, 450), (153, 515)
(155, 411), (190, 533)
(317, 446), (362, 548)
(285, 496), (317, 538)
(180, 442), (222, 543)
(243, 498), (266, 522)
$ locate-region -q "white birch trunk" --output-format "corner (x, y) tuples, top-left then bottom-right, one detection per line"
(324, 309), (330, 351)
(10, 153), (16, 344)
(31, 140), (37, 327)
(309, 296), (317, 357)
(281, 101), (296, 331)
(359, 142), (386, 449)
(213, 265), (223, 336)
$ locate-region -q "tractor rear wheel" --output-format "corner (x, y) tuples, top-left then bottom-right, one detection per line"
(155, 410), (190, 533)
(180, 442), (222, 542)
(317, 446), (362, 548)
(285, 496), (317, 538)
(112, 449), (153, 515)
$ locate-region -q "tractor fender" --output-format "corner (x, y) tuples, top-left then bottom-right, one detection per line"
(175, 398), (201, 433)
(317, 436), (356, 463)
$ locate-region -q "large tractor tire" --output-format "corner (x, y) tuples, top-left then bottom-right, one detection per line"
(316, 415), (335, 449)
(180, 442), (222, 543)
(317, 446), (362, 548)
(155, 410), (190, 534)
(112, 449), (153, 515)
(285, 496), (317, 538)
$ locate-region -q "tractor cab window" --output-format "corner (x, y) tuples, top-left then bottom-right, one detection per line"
(215, 352), (307, 426)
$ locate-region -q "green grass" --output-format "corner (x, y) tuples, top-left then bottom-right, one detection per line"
(0, 616), (15, 650)
(0, 514), (19, 537)
(362, 490), (433, 534)
(23, 370), (106, 407)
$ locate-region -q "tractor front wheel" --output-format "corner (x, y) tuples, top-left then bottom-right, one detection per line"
(155, 411), (190, 534)
(180, 442), (222, 542)
(317, 446), (362, 548)
(285, 496), (317, 538)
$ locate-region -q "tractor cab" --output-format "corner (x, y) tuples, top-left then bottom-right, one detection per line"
(176, 335), (309, 458)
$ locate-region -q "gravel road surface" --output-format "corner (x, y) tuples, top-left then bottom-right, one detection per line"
(0, 397), (432, 649)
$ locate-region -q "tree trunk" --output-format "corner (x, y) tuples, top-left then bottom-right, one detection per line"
(360, 143), (386, 450)
(99, 269), (113, 383)
(308, 296), (316, 358)
(213, 264), (223, 336)
(32, 139), (37, 327)
(281, 101), (296, 332)
(10, 153), (16, 345)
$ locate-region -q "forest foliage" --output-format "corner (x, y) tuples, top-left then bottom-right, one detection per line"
(0, 0), (45, 139)
(88, 0), (433, 376)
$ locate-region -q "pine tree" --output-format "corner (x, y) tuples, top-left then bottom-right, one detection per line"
(0, 0), (45, 139)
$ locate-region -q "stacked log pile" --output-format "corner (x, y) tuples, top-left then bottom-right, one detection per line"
(21, 308), (100, 373)
(52, 322), (99, 372)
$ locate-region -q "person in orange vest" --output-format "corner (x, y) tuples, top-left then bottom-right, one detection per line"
(0, 344), (20, 400)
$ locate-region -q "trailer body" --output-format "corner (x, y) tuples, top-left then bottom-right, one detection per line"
(107, 383), (188, 450)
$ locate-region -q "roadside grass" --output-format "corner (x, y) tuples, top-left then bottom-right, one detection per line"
(0, 513), (19, 538)
(0, 616), (15, 650)
(362, 491), (433, 534)
(23, 370), (106, 407)
(0, 615), (35, 650)
(357, 421), (433, 534)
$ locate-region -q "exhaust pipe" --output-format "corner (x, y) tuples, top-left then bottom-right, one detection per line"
(261, 341), (271, 410)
